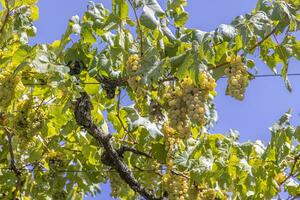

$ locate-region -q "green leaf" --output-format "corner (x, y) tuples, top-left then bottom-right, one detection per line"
(270, 109), (292, 132)
(140, 0), (165, 29)
(124, 107), (163, 139)
(81, 26), (96, 44)
(138, 47), (167, 84)
(70, 15), (81, 34)
(118, 0), (128, 20)
(151, 143), (167, 163)
(31, 4), (39, 21)
(281, 62), (292, 92)
(140, 6), (159, 29)
(249, 11), (272, 37)
(285, 179), (300, 196)
(174, 12), (188, 27)
(144, 0), (165, 17)
(217, 24), (237, 41)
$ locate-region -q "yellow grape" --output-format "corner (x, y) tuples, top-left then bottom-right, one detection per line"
(225, 55), (249, 100)
(162, 73), (216, 138)
(0, 70), (19, 109)
(162, 171), (189, 200)
(126, 54), (141, 73)
(274, 172), (286, 185)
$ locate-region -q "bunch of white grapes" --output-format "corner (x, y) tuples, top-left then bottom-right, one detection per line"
(224, 55), (249, 100)
(126, 54), (142, 91)
(0, 70), (19, 110)
(162, 172), (189, 200)
(14, 98), (46, 142)
(163, 74), (216, 138)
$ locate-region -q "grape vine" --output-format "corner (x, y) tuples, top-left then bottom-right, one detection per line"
(0, 0), (299, 199)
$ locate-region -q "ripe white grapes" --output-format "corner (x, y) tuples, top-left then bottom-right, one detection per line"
(163, 74), (216, 138)
(224, 55), (249, 100)
(0, 70), (20, 110)
(162, 172), (189, 200)
(126, 54), (142, 91)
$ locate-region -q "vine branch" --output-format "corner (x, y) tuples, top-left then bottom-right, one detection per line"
(4, 127), (22, 200)
(117, 146), (152, 159)
(74, 92), (163, 200)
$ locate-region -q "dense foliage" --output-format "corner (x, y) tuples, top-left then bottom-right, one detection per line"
(0, 0), (300, 199)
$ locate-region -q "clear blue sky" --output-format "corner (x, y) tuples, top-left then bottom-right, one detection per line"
(31, 0), (300, 199)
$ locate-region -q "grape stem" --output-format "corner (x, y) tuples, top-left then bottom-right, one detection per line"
(117, 89), (137, 143)
(127, 0), (144, 56)
(74, 92), (164, 200)
(117, 146), (152, 159)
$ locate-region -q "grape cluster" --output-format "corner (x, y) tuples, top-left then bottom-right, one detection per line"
(224, 55), (248, 100)
(189, 187), (224, 200)
(126, 54), (142, 91)
(162, 173), (189, 200)
(199, 188), (218, 199)
(163, 74), (216, 138)
(126, 54), (141, 73)
(0, 70), (19, 110)
(163, 124), (189, 200)
(14, 98), (46, 141)
(46, 151), (65, 170)
(163, 123), (179, 166)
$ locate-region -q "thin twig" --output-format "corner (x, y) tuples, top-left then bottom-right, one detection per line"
(273, 33), (289, 75)
(117, 146), (152, 159)
(170, 169), (189, 180)
(280, 154), (300, 185)
(127, 0), (143, 56)
(117, 90), (137, 143)
(117, 90), (128, 133)
(133, 165), (163, 177)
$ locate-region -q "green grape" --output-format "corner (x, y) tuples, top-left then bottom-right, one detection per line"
(13, 98), (46, 143)
(46, 151), (65, 170)
(0, 70), (19, 110)
(200, 188), (218, 199)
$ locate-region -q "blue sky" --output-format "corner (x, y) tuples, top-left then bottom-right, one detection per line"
(31, 0), (300, 199)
